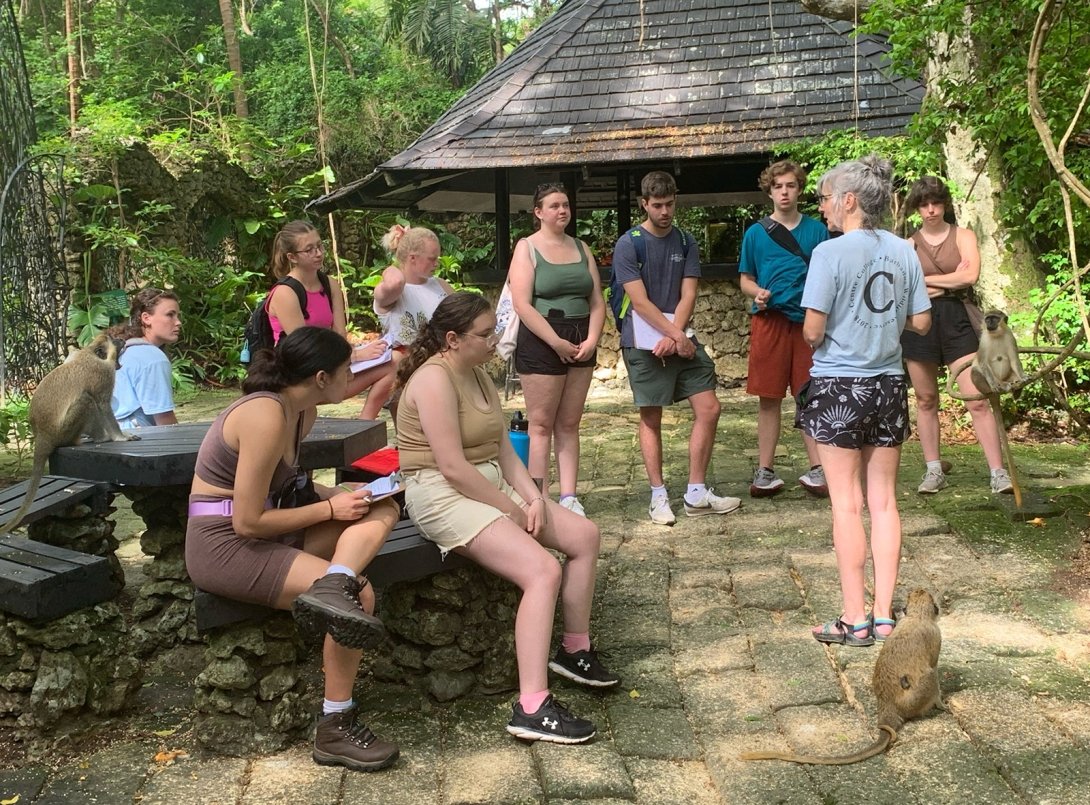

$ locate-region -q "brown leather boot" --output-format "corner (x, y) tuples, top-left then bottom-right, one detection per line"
(313, 708), (399, 772)
(293, 573), (385, 649)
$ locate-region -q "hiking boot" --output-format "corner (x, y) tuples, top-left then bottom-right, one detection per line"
(549, 647), (620, 688)
(749, 467), (785, 498)
(313, 708), (399, 772)
(917, 469), (948, 494)
(559, 496), (586, 517)
(684, 487), (742, 516)
(293, 573), (386, 650)
(798, 466), (829, 497)
(990, 468), (1014, 494)
(506, 694), (596, 744)
(649, 496), (676, 525)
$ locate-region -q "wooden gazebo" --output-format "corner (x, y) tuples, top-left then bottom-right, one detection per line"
(309, 0), (922, 277)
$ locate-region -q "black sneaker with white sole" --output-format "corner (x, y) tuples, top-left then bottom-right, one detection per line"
(548, 647), (620, 688)
(506, 694), (595, 744)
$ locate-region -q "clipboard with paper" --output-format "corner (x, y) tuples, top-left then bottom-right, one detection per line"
(631, 310), (676, 350)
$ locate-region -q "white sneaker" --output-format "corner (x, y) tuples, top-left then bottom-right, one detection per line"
(683, 487), (742, 517)
(917, 469), (948, 494)
(559, 496), (586, 516)
(990, 469), (1014, 494)
(649, 496), (676, 525)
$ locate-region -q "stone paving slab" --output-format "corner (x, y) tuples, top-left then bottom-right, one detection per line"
(5, 391), (1090, 803)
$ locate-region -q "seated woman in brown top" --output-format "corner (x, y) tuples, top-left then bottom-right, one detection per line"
(184, 326), (400, 773)
(397, 292), (617, 746)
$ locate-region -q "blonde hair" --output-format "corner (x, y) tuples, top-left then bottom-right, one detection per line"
(381, 224), (439, 266)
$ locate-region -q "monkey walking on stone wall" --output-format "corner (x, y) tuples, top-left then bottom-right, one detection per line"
(971, 310), (1026, 508)
(740, 588), (944, 766)
(0, 334), (137, 534)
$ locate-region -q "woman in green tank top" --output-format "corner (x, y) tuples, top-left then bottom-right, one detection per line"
(506, 184), (605, 517)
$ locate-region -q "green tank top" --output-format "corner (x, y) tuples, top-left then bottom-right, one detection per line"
(530, 239), (592, 318)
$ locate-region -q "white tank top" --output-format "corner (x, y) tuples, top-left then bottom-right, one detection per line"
(374, 277), (448, 347)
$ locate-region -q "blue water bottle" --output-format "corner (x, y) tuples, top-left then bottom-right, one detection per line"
(509, 411), (530, 466)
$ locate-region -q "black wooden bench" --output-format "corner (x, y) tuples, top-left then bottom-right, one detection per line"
(0, 475), (115, 622)
(193, 516), (468, 631)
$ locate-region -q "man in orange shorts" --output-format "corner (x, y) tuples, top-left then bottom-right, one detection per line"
(739, 160), (829, 497)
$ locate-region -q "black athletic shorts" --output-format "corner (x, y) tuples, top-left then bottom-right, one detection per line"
(901, 296), (978, 365)
(514, 313), (596, 376)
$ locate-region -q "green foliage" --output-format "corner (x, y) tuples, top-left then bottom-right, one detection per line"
(0, 397), (32, 467)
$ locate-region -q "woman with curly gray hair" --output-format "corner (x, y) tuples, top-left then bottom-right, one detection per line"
(796, 155), (932, 647)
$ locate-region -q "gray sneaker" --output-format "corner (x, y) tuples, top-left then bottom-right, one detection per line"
(749, 467), (785, 498)
(798, 466), (829, 498)
(917, 469), (948, 494)
(684, 487), (742, 516)
(649, 496), (676, 525)
(990, 469), (1014, 494)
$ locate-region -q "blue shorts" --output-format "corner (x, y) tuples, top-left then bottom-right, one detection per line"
(795, 375), (910, 449)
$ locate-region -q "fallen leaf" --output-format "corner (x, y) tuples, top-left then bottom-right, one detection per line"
(152, 729), (176, 738)
(629, 689), (640, 699)
(2, 794), (21, 805)
(1027, 517), (1046, 527)
(153, 749), (189, 765)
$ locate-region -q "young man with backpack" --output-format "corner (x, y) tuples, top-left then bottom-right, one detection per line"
(738, 160), (829, 498)
(611, 171), (741, 525)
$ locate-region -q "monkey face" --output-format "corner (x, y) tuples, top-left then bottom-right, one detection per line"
(905, 588), (940, 619)
(983, 310), (1008, 332)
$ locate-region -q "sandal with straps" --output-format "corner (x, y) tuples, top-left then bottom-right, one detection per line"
(812, 616), (875, 647)
(873, 617), (896, 642)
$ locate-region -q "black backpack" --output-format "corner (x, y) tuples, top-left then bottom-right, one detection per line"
(241, 272), (333, 363)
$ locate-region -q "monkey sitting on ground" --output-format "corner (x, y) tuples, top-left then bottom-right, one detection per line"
(971, 310), (1025, 507)
(740, 588), (944, 765)
(0, 334), (137, 533)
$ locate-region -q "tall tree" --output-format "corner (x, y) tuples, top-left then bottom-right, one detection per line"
(64, 0), (78, 134)
(218, 0), (248, 118)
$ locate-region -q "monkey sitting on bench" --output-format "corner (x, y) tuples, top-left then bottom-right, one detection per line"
(0, 334), (137, 534)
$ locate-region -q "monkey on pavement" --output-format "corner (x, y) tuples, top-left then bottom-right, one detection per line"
(970, 310), (1025, 507)
(740, 589), (944, 765)
(0, 334), (137, 533)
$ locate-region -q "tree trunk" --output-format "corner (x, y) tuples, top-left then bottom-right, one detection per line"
(217, 0), (249, 119)
(64, 0), (78, 134)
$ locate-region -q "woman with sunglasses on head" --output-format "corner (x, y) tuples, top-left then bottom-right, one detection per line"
(110, 287), (182, 429)
(185, 326), (400, 773)
(797, 155), (931, 646)
(397, 292), (617, 745)
(366, 223), (453, 420)
(265, 220), (392, 413)
(507, 184), (605, 515)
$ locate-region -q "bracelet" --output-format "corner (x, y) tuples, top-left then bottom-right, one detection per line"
(530, 496), (546, 505)
(327, 499), (335, 520)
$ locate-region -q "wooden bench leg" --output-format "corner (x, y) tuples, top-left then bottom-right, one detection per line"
(193, 612), (313, 755)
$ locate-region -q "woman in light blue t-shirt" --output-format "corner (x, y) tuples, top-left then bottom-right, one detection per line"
(110, 288), (182, 429)
(797, 156), (932, 648)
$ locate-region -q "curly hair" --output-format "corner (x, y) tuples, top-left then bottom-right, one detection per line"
(758, 160), (808, 194)
(107, 288), (180, 341)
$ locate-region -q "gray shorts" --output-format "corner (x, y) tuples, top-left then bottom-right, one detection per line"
(795, 375), (910, 449)
(622, 343), (717, 408)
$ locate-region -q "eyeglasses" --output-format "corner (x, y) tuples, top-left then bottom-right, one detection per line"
(461, 331), (500, 347)
(292, 242), (325, 256)
(814, 193), (833, 203)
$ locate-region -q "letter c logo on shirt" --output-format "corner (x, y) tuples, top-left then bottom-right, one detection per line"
(863, 271), (894, 314)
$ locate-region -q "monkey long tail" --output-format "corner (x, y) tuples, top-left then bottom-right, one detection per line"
(739, 725), (896, 765)
(0, 449), (49, 535)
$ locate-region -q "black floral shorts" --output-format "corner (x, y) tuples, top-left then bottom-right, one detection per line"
(794, 375), (910, 449)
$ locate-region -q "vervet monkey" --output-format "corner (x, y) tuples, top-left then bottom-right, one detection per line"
(0, 334), (136, 533)
(971, 310), (1025, 507)
(741, 589), (944, 765)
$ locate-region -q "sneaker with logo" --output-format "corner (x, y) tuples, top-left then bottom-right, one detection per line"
(684, 487), (742, 516)
(798, 466), (829, 498)
(990, 468), (1014, 494)
(749, 467), (785, 498)
(313, 708), (399, 772)
(506, 694), (595, 744)
(649, 496), (676, 525)
(293, 573), (386, 650)
(917, 469), (948, 494)
(559, 496), (586, 516)
(548, 647), (620, 688)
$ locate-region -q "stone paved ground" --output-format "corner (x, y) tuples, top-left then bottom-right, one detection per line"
(3, 388), (1090, 804)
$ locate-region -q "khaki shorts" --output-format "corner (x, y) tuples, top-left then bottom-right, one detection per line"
(404, 460), (525, 556)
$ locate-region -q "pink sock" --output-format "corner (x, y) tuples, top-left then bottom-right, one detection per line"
(562, 632), (591, 654)
(519, 690), (550, 714)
